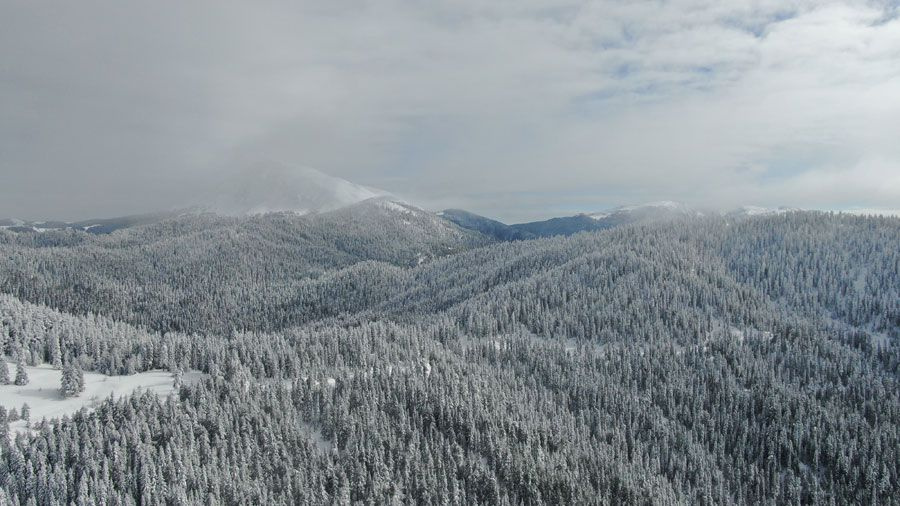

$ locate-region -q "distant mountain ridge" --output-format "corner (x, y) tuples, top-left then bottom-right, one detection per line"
(725, 205), (800, 217)
(0, 200), (808, 238)
(1, 165), (399, 234)
(440, 201), (699, 239)
(438, 209), (537, 241)
(0, 212), (182, 235)
(5, 164), (892, 240)
(441, 202), (808, 239)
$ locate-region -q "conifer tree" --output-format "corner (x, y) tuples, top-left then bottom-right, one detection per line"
(0, 360), (9, 385)
(60, 363), (85, 398)
(75, 364), (85, 392)
(0, 407), (8, 447)
(13, 354), (28, 386)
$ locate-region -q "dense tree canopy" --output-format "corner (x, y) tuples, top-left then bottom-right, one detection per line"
(0, 210), (897, 504)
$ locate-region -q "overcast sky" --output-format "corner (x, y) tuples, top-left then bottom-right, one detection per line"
(2, 0), (899, 222)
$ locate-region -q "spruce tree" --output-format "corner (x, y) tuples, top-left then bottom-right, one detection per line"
(60, 364), (75, 397)
(14, 354), (28, 386)
(0, 359), (9, 385)
(76, 365), (85, 393)
(0, 407), (8, 445)
(60, 363), (85, 398)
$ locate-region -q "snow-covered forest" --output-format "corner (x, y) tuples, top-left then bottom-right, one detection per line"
(0, 207), (898, 504)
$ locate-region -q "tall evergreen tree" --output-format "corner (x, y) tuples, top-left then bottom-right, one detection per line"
(13, 354), (28, 386)
(60, 363), (85, 398)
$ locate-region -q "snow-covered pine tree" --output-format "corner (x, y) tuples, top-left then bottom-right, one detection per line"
(59, 363), (85, 398)
(75, 365), (85, 393)
(60, 365), (72, 397)
(13, 353), (28, 386)
(0, 359), (9, 385)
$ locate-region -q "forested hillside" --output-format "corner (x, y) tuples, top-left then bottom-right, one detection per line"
(0, 210), (897, 504)
(0, 200), (484, 334)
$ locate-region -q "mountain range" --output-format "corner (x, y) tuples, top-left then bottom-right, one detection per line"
(0, 165), (885, 238)
(1, 165), (898, 504)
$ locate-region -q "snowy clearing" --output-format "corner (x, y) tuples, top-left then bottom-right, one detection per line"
(0, 362), (202, 436)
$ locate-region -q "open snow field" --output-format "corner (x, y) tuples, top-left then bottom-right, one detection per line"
(0, 362), (200, 435)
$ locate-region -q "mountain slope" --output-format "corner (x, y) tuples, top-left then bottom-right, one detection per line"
(504, 202), (696, 238)
(1, 166), (396, 235)
(0, 212), (181, 235)
(510, 214), (608, 237)
(1, 212), (898, 505)
(439, 209), (536, 241)
(725, 205), (800, 217)
(0, 199), (488, 334)
(448, 201), (784, 239)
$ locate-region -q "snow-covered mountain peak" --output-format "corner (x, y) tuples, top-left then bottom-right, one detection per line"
(727, 205), (800, 217)
(207, 163), (391, 216)
(373, 198), (418, 215)
(587, 200), (694, 220)
(618, 200), (688, 212)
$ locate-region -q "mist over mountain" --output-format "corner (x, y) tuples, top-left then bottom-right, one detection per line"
(203, 163), (391, 216)
(4, 165), (896, 238)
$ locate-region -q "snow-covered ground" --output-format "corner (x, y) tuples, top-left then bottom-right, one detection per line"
(0, 362), (202, 436)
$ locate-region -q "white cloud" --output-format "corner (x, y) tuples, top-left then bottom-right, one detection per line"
(1, 0), (898, 221)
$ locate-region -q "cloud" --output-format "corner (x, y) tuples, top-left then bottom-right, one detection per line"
(1, 0), (898, 221)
